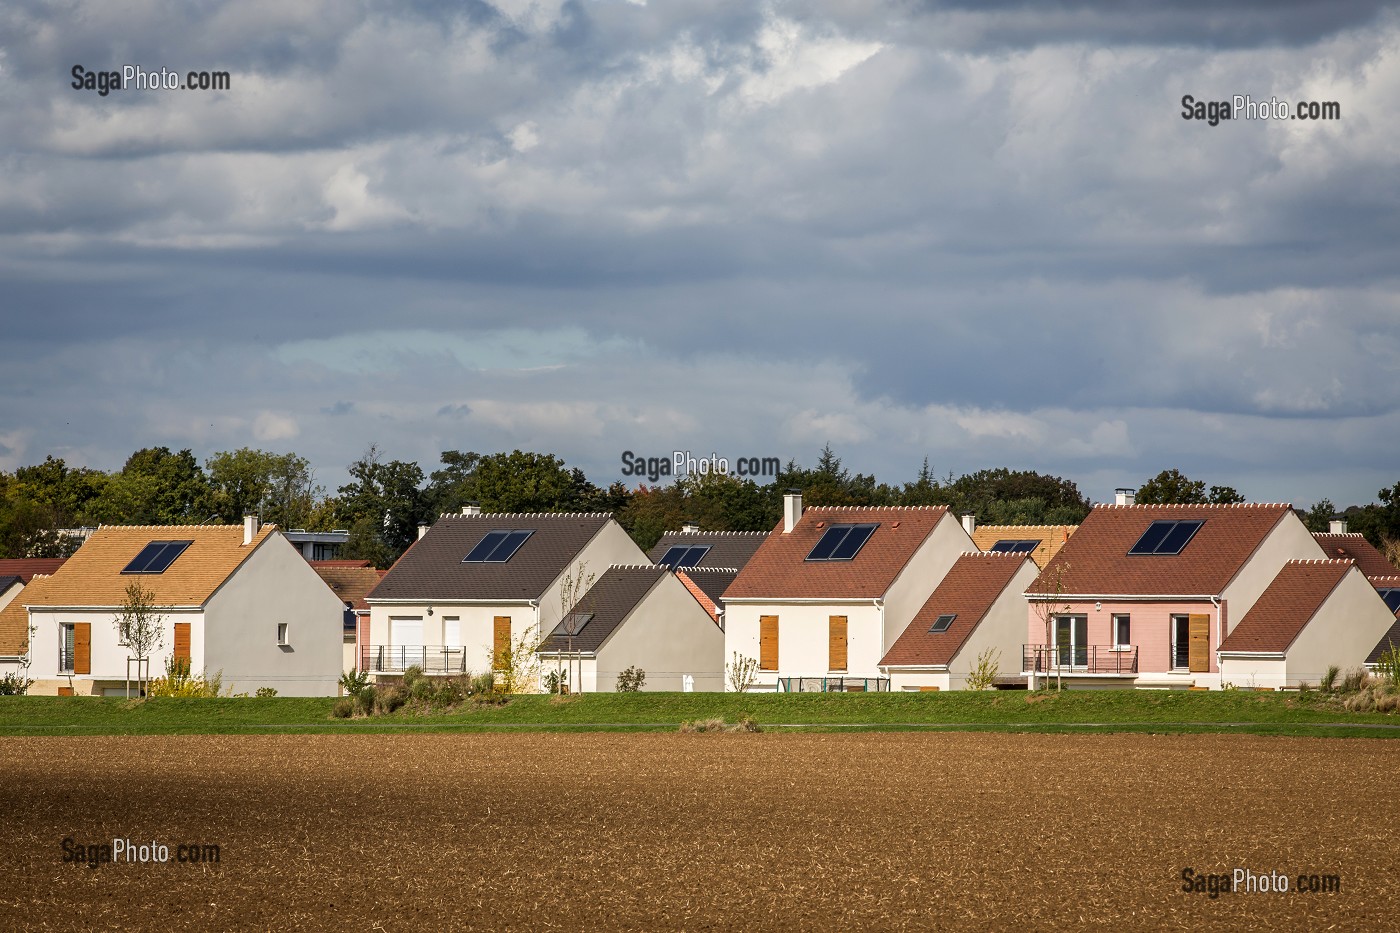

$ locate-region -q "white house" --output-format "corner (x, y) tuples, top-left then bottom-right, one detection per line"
(9, 517), (345, 696)
(363, 508), (647, 685)
(538, 564), (729, 693)
(721, 493), (976, 692)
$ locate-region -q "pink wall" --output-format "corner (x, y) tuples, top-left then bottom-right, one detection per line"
(1026, 600), (1225, 675)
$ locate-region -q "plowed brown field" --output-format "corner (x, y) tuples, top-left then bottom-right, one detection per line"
(2, 733), (1397, 930)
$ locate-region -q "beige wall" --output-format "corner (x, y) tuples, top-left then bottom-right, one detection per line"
(27, 606), (204, 696)
(948, 560), (1039, 688)
(203, 533), (345, 696)
(1221, 512), (1325, 635)
(882, 513), (977, 652)
(1222, 568), (1397, 688)
(724, 601), (881, 689)
(592, 573), (725, 692)
(537, 521), (649, 635)
(890, 670), (951, 691)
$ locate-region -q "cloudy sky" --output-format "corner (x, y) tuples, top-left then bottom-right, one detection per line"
(2, 0), (1398, 506)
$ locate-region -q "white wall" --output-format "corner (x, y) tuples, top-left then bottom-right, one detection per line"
(591, 574), (725, 692)
(890, 670), (951, 691)
(367, 603), (536, 677)
(724, 601), (881, 689)
(27, 607), (204, 696)
(203, 533), (345, 696)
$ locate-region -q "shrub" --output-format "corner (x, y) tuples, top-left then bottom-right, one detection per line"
(1375, 643), (1400, 687)
(354, 685), (376, 716)
(1340, 667), (1370, 694)
(679, 717), (760, 733)
(1376, 692), (1400, 714)
(374, 684), (407, 715)
(1321, 666), (1340, 694)
(331, 698), (354, 718)
(339, 669), (370, 698)
(471, 671), (497, 695)
(726, 653), (758, 693)
(409, 676), (435, 703)
(255, 687), (278, 698)
(147, 657), (226, 698)
(0, 672), (33, 696)
(965, 647), (1001, 691)
(616, 666), (646, 692)
(543, 669), (568, 694)
(472, 691), (509, 706)
(402, 665), (426, 690)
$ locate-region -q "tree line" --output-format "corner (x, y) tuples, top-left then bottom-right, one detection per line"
(0, 445), (1395, 568)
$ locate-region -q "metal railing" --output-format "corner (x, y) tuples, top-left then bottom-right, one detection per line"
(777, 676), (891, 693)
(1022, 645), (1138, 675)
(361, 645), (471, 674)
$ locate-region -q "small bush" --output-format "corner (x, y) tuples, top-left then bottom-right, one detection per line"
(1375, 643), (1400, 687)
(543, 669), (568, 694)
(1345, 691), (1376, 712)
(374, 684), (408, 715)
(471, 671), (497, 695)
(331, 698), (354, 718)
(472, 691), (509, 706)
(339, 669), (370, 698)
(616, 666), (646, 692)
(0, 672), (33, 696)
(679, 716), (760, 733)
(734, 715), (762, 733)
(255, 687), (278, 698)
(354, 686), (376, 715)
(409, 676), (435, 703)
(965, 647), (1001, 691)
(1376, 692), (1400, 714)
(402, 665), (426, 690)
(1340, 667), (1370, 694)
(1321, 666), (1340, 694)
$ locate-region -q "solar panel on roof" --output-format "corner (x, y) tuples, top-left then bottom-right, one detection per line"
(463, 529), (534, 563)
(1381, 589), (1400, 613)
(990, 539), (1040, 553)
(1128, 520), (1202, 556)
(658, 545), (710, 568)
(806, 523), (878, 561)
(121, 540), (192, 574)
(552, 612), (593, 637)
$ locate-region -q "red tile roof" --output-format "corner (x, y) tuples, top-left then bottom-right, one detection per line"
(313, 566), (387, 611)
(1219, 560), (1352, 653)
(880, 553), (1032, 668)
(1027, 504), (1295, 597)
(309, 559), (374, 569)
(0, 558), (68, 584)
(723, 507), (951, 600)
(1312, 534), (1396, 577)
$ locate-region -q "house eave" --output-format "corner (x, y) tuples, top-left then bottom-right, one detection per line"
(1023, 593), (1220, 603)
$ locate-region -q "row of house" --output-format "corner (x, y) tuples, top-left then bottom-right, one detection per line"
(3, 489), (1397, 695)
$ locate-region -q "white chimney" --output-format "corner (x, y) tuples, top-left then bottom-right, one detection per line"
(961, 513), (976, 536)
(417, 522), (429, 540)
(1115, 488), (1136, 506)
(1329, 519), (1347, 534)
(783, 490), (803, 533)
(461, 502), (482, 516)
(243, 512), (259, 546)
(681, 522), (700, 534)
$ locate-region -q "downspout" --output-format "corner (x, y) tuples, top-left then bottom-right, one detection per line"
(875, 597), (885, 689)
(528, 599), (540, 693)
(1211, 595), (1222, 685)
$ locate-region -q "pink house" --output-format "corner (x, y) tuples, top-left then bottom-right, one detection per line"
(1023, 502), (1327, 689)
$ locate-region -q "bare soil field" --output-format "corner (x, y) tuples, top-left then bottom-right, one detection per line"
(2, 733), (1396, 931)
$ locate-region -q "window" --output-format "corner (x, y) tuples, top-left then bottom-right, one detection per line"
(276, 622), (289, 646)
(121, 540), (193, 574)
(1128, 520), (1203, 556)
(463, 530), (534, 563)
(927, 613), (956, 633)
(1380, 589), (1400, 614)
(657, 545), (711, 568)
(60, 623), (75, 673)
(805, 524), (879, 561)
(552, 612), (593, 637)
(1112, 614), (1131, 648)
(312, 542), (342, 561)
(989, 539), (1040, 554)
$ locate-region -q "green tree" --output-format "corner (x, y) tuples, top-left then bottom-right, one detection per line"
(206, 448), (322, 529)
(336, 445), (428, 564)
(87, 447), (211, 524)
(1135, 469), (1207, 505)
(1302, 498), (1337, 533)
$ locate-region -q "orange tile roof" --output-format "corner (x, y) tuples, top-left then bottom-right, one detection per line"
(0, 574), (53, 656)
(971, 525), (1076, 569)
(1027, 504), (1295, 597)
(881, 553), (1032, 667)
(723, 507), (951, 600)
(1219, 560), (1352, 653)
(1313, 534), (1396, 577)
(14, 524), (277, 608)
(314, 565), (386, 611)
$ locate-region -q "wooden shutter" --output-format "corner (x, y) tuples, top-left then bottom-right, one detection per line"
(73, 623), (91, 675)
(173, 623), (191, 663)
(58, 687), (74, 697)
(759, 616), (779, 671)
(493, 617), (512, 671)
(828, 616), (848, 672)
(1188, 613), (1210, 673)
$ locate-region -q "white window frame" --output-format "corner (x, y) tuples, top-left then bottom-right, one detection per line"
(60, 622), (76, 673)
(1169, 615), (1190, 671)
(1111, 614), (1131, 650)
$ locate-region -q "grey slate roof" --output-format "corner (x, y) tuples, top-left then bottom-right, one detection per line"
(0, 576), (22, 594)
(368, 513), (614, 602)
(539, 565), (667, 654)
(647, 531), (766, 570)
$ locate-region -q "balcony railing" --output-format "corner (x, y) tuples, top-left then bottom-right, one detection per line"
(361, 645), (472, 674)
(777, 675), (891, 693)
(1022, 645), (1138, 676)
